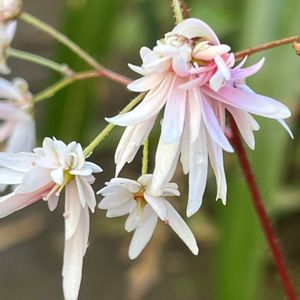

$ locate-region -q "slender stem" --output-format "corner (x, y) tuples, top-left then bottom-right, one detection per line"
(32, 71), (100, 103)
(8, 48), (73, 76)
(141, 139), (149, 175)
(172, 0), (184, 24)
(20, 12), (131, 86)
(235, 36), (300, 61)
(228, 114), (298, 300)
(83, 93), (146, 157)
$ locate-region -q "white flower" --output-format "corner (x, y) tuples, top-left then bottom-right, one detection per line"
(98, 175), (198, 259)
(0, 19), (16, 73)
(107, 18), (291, 217)
(0, 77), (35, 152)
(0, 137), (102, 300)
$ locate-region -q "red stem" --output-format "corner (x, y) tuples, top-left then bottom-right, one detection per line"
(228, 114), (298, 300)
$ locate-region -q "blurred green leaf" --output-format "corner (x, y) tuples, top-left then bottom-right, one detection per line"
(42, 0), (124, 143)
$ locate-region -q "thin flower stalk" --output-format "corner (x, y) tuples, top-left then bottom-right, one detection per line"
(229, 114), (298, 300)
(32, 71), (100, 104)
(141, 138), (149, 175)
(7, 48), (73, 76)
(172, 0), (184, 24)
(20, 12), (131, 86)
(235, 36), (300, 61)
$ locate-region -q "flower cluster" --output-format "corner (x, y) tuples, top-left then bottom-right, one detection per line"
(0, 8), (294, 300)
(107, 18), (291, 217)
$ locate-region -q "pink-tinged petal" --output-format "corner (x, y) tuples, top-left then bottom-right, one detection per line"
(145, 56), (171, 73)
(161, 80), (186, 143)
(172, 18), (220, 45)
(0, 168), (24, 185)
(178, 77), (201, 90)
(277, 119), (294, 139)
(172, 53), (189, 77)
(227, 107), (256, 149)
(180, 116), (190, 174)
(63, 206), (89, 300)
(115, 116), (156, 176)
(0, 102), (18, 119)
(187, 124), (208, 217)
(65, 181), (82, 240)
(203, 86), (291, 119)
(0, 183), (54, 218)
(231, 58), (265, 81)
(106, 75), (172, 126)
(201, 93), (234, 152)
(5, 115), (36, 153)
(0, 121), (14, 142)
(75, 177), (96, 213)
(0, 152), (35, 172)
(140, 47), (152, 60)
(165, 201), (198, 255)
(128, 205), (158, 259)
(144, 192), (167, 220)
(247, 114), (260, 131)
(5, 20), (17, 44)
(207, 134), (227, 203)
(127, 73), (164, 92)
(151, 138), (181, 194)
(47, 193), (59, 211)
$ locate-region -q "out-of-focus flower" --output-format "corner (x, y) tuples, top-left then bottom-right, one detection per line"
(0, 77), (35, 153)
(107, 18), (292, 217)
(0, 0), (23, 22)
(98, 174), (198, 259)
(0, 137), (102, 300)
(0, 20), (16, 73)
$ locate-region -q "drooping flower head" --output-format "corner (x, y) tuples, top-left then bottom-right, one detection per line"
(0, 77), (35, 153)
(98, 175), (198, 259)
(0, 137), (102, 300)
(107, 18), (291, 217)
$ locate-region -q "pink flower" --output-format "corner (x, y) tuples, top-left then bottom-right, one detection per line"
(98, 175), (198, 259)
(107, 18), (292, 217)
(0, 137), (102, 300)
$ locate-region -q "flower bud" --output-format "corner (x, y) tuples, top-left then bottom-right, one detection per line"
(0, 0), (23, 22)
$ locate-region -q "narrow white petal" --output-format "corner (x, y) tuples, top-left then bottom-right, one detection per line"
(63, 206), (89, 300)
(75, 177), (96, 212)
(277, 119), (294, 139)
(51, 167), (64, 185)
(161, 79), (187, 143)
(165, 201), (198, 255)
(144, 192), (167, 220)
(187, 124), (208, 217)
(125, 207), (140, 232)
(0, 168), (24, 185)
(106, 75), (172, 126)
(106, 200), (136, 218)
(98, 193), (134, 210)
(65, 181), (82, 240)
(151, 138), (181, 194)
(47, 193), (59, 211)
(128, 205), (158, 259)
(0, 152), (36, 172)
(127, 73), (164, 92)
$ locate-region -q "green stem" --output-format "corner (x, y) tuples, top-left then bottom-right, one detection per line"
(8, 48), (73, 76)
(20, 12), (131, 86)
(83, 93), (146, 157)
(141, 139), (149, 175)
(32, 71), (100, 104)
(172, 0), (184, 24)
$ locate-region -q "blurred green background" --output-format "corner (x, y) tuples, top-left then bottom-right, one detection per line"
(0, 0), (299, 299)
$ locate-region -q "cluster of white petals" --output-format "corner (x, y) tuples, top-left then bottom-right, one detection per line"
(107, 18), (292, 217)
(98, 174), (198, 259)
(0, 137), (102, 300)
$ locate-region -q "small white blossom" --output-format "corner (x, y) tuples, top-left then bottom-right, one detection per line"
(0, 137), (102, 300)
(98, 175), (198, 259)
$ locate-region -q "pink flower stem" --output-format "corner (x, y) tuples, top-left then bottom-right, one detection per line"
(228, 114), (298, 300)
